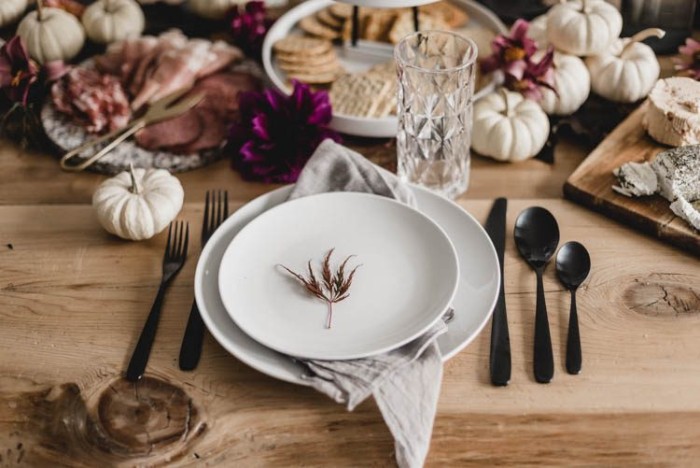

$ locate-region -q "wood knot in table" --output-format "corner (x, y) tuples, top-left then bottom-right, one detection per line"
(623, 275), (700, 317)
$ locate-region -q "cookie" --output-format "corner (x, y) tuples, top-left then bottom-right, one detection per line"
(421, 2), (470, 28)
(388, 11), (451, 44)
(318, 8), (345, 30)
(273, 36), (331, 55)
(299, 16), (341, 40)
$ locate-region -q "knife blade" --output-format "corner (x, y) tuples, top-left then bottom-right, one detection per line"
(485, 198), (511, 386)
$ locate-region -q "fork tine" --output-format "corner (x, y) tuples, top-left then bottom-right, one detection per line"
(182, 223), (190, 258)
(177, 220), (185, 258)
(165, 222), (174, 258)
(208, 191), (216, 235)
(170, 221), (179, 259)
(223, 190), (229, 219)
(217, 190), (224, 226)
(203, 191), (210, 238)
(150, 87), (192, 110)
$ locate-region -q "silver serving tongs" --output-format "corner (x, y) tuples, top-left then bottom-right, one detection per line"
(60, 88), (205, 172)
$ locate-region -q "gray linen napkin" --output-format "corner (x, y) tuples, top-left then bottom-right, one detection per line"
(288, 139), (447, 468)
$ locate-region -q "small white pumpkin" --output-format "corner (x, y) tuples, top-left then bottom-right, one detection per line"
(529, 14), (549, 48)
(472, 89), (550, 162)
(17, 4), (86, 64)
(93, 166), (184, 241)
(0, 0), (28, 29)
(538, 51), (590, 116)
(82, 0), (145, 45)
(187, 0), (239, 20)
(586, 28), (665, 103)
(547, 0), (622, 56)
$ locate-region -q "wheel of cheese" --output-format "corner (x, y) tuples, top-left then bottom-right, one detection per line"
(644, 77), (700, 147)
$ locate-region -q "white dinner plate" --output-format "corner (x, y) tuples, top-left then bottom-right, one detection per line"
(218, 192), (459, 360)
(261, 0), (507, 138)
(196, 185), (499, 385)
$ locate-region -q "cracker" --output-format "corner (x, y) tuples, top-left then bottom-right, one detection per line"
(330, 73), (392, 118)
(279, 60), (343, 76)
(363, 11), (398, 42)
(287, 69), (344, 85)
(388, 11), (451, 44)
(318, 8), (344, 30)
(329, 3), (354, 19)
(277, 50), (337, 66)
(273, 36), (331, 55)
(299, 16), (341, 40)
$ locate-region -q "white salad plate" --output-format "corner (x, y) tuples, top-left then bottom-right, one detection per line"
(196, 185), (500, 385)
(261, 0), (507, 138)
(218, 192), (460, 360)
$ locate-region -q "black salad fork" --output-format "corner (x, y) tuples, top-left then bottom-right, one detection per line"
(126, 221), (189, 382)
(179, 190), (228, 371)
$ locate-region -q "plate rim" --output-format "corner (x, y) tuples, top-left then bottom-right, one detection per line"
(195, 184), (500, 385)
(216, 191), (461, 360)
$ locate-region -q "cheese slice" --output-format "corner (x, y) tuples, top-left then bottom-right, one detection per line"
(644, 77), (700, 147)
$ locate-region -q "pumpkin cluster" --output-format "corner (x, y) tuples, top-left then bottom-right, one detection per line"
(476, 0), (664, 163)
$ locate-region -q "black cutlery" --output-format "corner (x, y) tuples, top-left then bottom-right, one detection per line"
(485, 198), (511, 386)
(556, 241), (591, 375)
(127, 221), (189, 382)
(179, 191), (228, 371)
(514, 207), (559, 384)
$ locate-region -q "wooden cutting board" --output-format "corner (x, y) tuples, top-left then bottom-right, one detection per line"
(564, 105), (700, 257)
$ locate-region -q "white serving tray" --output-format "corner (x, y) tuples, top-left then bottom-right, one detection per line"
(262, 0), (507, 138)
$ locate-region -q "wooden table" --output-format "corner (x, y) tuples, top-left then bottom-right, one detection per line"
(1, 130), (699, 467)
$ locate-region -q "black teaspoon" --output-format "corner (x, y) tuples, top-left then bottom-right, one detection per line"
(514, 207), (559, 384)
(556, 241), (591, 375)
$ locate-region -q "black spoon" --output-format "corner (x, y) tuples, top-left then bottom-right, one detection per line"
(514, 207), (559, 384)
(556, 241), (591, 375)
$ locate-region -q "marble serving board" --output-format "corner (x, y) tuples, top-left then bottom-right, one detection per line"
(564, 106), (700, 256)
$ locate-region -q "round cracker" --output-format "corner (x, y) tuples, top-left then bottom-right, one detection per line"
(273, 36), (331, 55)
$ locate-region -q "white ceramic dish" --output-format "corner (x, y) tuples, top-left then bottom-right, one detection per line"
(196, 185), (500, 384)
(218, 192), (459, 360)
(261, 0), (507, 138)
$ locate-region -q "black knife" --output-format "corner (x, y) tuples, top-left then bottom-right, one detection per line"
(485, 198), (511, 386)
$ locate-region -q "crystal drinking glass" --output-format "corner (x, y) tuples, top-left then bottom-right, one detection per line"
(395, 30), (477, 199)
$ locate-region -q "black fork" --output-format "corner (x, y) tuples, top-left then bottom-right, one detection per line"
(179, 191), (228, 371)
(126, 221), (189, 382)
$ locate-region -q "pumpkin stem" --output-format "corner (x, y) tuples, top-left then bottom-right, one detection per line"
(625, 28), (666, 52)
(128, 164), (140, 195)
(499, 88), (511, 116)
(36, 0), (44, 21)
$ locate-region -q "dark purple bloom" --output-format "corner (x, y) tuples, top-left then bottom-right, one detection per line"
(229, 1), (272, 58)
(229, 81), (341, 183)
(674, 38), (700, 80)
(0, 37), (40, 106)
(481, 19), (537, 76)
(504, 48), (556, 101)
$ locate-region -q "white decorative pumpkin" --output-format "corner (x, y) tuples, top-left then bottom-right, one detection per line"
(546, 0), (622, 56)
(0, 0), (27, 28)
(529, 14), (549, 48)
(586, 28), (664, 103)
(538, 51), (590, 116)
(17, 6), (86, 64)
(472, 89), (550, 162)
(187, 0), (240, 20)
(93, 167), (184, 241)
(82, 0), (145, 45)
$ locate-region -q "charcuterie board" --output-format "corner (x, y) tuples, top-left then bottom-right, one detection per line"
(564, 105), (700, 256)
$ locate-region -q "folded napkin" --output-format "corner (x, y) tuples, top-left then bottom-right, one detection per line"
(288, 139), (447, 468)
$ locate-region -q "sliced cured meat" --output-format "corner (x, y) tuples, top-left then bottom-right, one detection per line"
(196, 41), (244, 78)
(190, 72), (262, 120)
(129, 29), (188, 96)
(173, 109), (228, 154)
(135, 110), (203, 150)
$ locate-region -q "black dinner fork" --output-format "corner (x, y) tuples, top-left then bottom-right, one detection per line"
(179, 190), (228, 371)
(126, 221), (189, 382)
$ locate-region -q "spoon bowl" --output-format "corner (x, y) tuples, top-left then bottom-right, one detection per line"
(514, 207), (560, 270)
(513, 207), (560, 384)
(556, 241), (591, 290)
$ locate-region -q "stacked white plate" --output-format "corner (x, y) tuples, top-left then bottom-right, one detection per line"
(195, 185), (500, 385)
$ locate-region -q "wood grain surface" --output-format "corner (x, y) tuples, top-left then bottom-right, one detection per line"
(564, 106), (700, 256)
(0, 198), (698, 466)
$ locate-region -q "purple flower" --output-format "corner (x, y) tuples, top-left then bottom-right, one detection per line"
(0, 37), (39, 106)
(504, 48), (556, 101)
(229, 81), (341, 183)
(481, 19), (537, 76)
(674, 38), (700, 80)
(229, 1), (272, 58)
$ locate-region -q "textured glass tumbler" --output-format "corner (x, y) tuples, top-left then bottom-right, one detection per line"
(395, 31), (477, 199)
